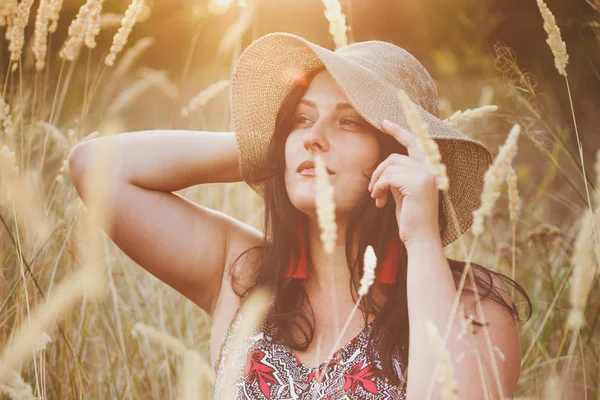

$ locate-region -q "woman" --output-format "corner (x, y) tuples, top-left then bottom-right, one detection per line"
(69, 32), (531, 399)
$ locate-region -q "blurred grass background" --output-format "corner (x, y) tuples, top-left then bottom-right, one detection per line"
(0, 0), (599, 398)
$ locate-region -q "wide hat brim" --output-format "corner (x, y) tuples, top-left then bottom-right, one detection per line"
(230, 32), (494, 247)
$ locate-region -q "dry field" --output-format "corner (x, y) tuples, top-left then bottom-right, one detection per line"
(0, 0), (599, 398)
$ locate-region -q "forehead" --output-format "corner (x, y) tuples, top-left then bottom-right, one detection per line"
(299, 70), (349, 106)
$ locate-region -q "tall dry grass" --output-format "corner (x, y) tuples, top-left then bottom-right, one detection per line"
(0, 0), (598, 399)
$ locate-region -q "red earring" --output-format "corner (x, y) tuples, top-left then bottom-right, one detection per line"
(376, 235), (399, 284)
(285, 216), (309, 279)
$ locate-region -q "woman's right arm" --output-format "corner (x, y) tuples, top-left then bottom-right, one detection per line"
(68, 130), (263, 315)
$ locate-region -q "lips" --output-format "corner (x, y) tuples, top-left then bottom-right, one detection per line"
(297, 159), (334, 175)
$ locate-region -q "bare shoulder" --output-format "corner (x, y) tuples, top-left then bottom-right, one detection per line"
(458, 266), (516, 321)
(457, 266), (521, 396)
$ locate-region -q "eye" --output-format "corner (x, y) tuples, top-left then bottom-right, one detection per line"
(293, 115), (312, 126)
(342, 118), (360, 127)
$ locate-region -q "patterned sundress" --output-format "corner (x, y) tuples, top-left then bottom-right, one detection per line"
(212, 307), (407, 399)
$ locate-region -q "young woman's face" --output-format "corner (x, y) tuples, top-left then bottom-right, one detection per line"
(284, 70), (381, 215)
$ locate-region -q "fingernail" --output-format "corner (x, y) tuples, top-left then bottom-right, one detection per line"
(382, 119), (391, 127)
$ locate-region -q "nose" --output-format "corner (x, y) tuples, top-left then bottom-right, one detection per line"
(302, 120), (330, 153)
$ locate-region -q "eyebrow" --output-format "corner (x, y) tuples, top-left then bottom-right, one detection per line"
(298, 99), (354, 111)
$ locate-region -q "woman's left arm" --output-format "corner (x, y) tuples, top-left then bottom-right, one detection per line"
(404, 237), (521, 400)
(369, 119), (521, 399)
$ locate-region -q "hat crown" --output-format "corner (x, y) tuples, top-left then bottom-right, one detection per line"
(335, 41), (440, 117)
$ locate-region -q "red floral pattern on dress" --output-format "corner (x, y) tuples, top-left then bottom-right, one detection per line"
(244, 349), (278, 398)
(343, 360), (381, 394)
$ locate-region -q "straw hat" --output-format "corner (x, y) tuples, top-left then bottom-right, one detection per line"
(230, 32), (493, 247)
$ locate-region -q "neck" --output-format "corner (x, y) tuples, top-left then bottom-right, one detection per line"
(305, 214), (353, 295)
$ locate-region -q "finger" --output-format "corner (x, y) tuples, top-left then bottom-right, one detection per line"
(370, 165), (407, 207)
(381, 120), (427, 163)
(368, 154), (421, 192)
(371, 175), (391, 208)
(368, 154), (403, 192)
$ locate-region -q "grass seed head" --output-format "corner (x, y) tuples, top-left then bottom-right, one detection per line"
(536, 0), (569, 76)
(105, 0), (145, 67)
(358, 245), (377, 296)
(33, 0), (50, 71)
(8, 0), (34, 62)
(47, 0), (64, 33)
(472, 124), (520, 236)
(446, 105), (498, 130)
(314, 154), (337, 254)
(398, 89), (449, 191)
(321, 0), (348, 50)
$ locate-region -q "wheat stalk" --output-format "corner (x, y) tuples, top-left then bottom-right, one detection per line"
(84, 0), (104, 49)
(537, 1), (599, 289)
(0, 267), (105, 382)
(0, 369), (35, 400)
(181, 80), (229, 117)
(321, 0), (348, 50)
(0, 145), (51, 242)
(105, 0), (145, 66)
(445, 105), (498, 130)
(567, 208), (600, 330)
(106, 70), (177, 116)
(358, 245), (376, 296)
(0, 97), (14, 136)
(59, 0), (102, 61)
(506, 167), (519, 223)
(7, 0), (34, 63)
(131, 323), (215, 399)
(114, 36), (155, 77)
(217, 1), (256, 56)
(536, 0), (569, 77)
(314, 154), (337, 254)
(472, 124), (521, 237)
(0, 0), (18, 28)
(506, 166), (519, 298)
(32, 0), (49, 71)
(397, 89), (449, 191)
(47, 0), (63, 33)
(426, 321), (459, 400)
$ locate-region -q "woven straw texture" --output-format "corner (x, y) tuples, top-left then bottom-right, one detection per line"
(230, 32), (494, 247)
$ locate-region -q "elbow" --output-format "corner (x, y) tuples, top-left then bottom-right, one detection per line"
(68, 138), (124, 203)
(68, 142), (89, 195)
(68, 141), (110, 201)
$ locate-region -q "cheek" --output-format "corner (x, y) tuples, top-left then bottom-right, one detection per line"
(342, 136), (380, 175)
(284, 134), (299, 175)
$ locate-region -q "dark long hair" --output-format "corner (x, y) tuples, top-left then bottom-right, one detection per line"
(229, 66), (532, 387)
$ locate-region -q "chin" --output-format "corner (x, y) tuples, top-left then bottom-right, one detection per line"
(288, 189), (316, 213)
